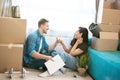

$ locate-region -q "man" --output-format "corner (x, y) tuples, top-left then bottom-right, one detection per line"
(23, 18), (58, 70)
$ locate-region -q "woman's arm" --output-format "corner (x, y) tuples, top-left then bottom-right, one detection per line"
(60, 40), (72, 53)
(70, 39), (84, 56)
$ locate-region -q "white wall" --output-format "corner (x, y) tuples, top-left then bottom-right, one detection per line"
(12, 0), (96, 37)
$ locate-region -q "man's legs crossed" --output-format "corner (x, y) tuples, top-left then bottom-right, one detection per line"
(25, 59), (46, 70)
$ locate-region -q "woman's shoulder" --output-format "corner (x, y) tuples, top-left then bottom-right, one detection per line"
(78, 42), (88, 51)
(79, 42), (88, 46)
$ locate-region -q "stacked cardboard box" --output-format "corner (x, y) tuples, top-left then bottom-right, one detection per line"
(92, 0), (120, 51)
(92, 32), (119, 51)
(97, 0), (120, 37)
(0, 18), (26, 72)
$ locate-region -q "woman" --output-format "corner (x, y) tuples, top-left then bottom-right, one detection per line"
(52, 27), (88, 71)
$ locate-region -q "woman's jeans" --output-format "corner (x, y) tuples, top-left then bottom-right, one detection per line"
(51, 51), (78, 71)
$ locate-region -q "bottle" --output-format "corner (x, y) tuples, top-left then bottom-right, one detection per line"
(12, 6), (20, 18)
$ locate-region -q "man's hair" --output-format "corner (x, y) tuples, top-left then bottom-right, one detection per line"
(38, 18), (48, 27)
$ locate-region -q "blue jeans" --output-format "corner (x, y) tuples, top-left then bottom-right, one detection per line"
(51, 51), (78, 71)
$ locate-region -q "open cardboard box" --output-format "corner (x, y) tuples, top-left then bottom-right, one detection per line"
(92, 32), (119, 51)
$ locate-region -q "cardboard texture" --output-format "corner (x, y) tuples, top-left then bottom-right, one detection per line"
(102, 9), (120, 25)
(114, 0), (120, 9)
(104, 1), (115, 9)
(97, 0), (120, 24)
(0, 44), (23, 73)
(99, 24), (120, 39)
(100, 32), (118, 39)
(103, 0), (120, 9)
(92, 32), (119, 51)
(0, 18), (26, 44)
(92, 37), (118, 51)
(99, 24), (120, 32)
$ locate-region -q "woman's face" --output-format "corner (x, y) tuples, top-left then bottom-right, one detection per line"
(74, 29), (82, 39)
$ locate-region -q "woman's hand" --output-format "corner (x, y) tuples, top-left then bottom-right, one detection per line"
(76, 38), (83, 44)
(56, 37), (63, 44)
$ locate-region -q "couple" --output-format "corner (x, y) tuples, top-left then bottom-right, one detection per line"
(23, 18), (88, 72)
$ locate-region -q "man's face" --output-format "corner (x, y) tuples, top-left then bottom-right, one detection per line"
(41, 22), (49, 34)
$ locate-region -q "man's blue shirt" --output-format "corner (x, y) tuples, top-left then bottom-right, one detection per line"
(23, 29), (50, 64)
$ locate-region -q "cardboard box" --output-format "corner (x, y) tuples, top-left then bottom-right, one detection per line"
(114, 0), (120, 9)
(92, 32), (119, 51)
(0, 18), (26, 44)
(99, 24), (120, 39)
(103, 0), (120, 9)
(99, 24), (120, 32)
(100, 32), (118, 39)
(102, 9), (120, 25)
(104, 1), (115, 9)
(97, 0), (120, 24)
(0, 44), (23, 73)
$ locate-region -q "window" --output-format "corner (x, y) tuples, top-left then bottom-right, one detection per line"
(13, 0), (96, 37)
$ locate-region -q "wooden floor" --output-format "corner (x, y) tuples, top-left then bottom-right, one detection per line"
(0, 68), (93, 80)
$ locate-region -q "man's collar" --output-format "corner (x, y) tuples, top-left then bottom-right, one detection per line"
(37, 29), (43, 37)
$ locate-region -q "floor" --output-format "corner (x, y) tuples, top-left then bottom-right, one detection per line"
(0, 68), (93, 80)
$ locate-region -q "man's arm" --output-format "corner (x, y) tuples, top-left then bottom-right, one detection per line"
(31, 52), (52, 61)
(49, 40), (58, 51)
(49, 37), (71, 53)
(27, 34), (52, 61)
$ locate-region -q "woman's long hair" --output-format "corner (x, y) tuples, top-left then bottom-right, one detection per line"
(70, 27), (88, 46)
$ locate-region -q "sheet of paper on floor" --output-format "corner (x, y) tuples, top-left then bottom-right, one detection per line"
(45, 55), (65, 75)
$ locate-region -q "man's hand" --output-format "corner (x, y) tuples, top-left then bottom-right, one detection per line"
(49, 37), (62, 51)
(56, 37), (63, 44)
(45, 56), (54, 61)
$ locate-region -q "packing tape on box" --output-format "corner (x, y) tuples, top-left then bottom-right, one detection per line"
(109, 22), (112, 25)
(8, 43), (13, 49)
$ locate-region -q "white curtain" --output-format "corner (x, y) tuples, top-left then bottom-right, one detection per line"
(12, 0), (96, 37)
